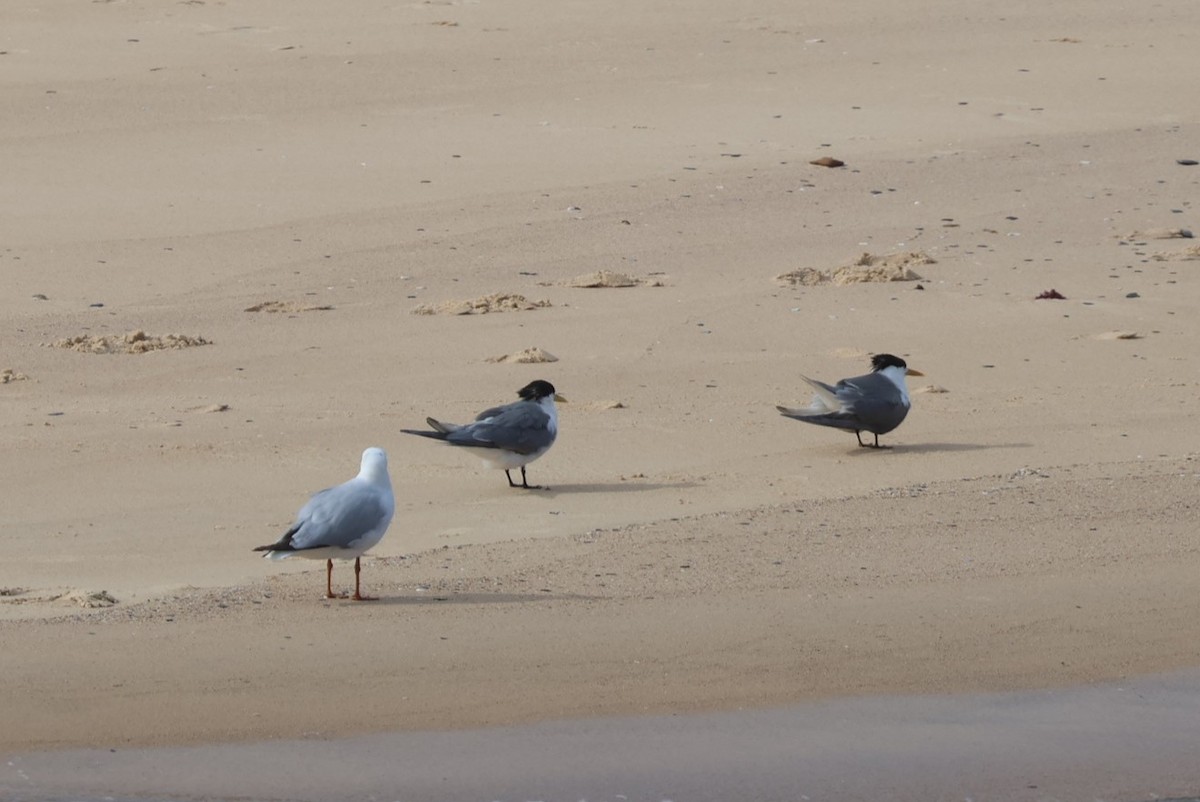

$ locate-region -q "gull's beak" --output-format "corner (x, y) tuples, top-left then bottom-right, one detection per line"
(554, 393), (568, 403)
(905, 368), (925, 377)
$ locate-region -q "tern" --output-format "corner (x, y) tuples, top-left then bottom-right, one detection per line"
(253, 447), (395, 600)
(777, 354), (924, 448)
(402, 379), (565, 489)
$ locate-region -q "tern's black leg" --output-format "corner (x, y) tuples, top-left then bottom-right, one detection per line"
(505, 465), (545, 490)
(857, 431), (890, 449)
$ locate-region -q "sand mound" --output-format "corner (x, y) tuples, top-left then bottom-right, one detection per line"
(64, 590), (119, 608)
(244, 300), (334, 313)
(1095, 330), (1143, 340)
(565, 270), (664, 288)
(412, 293), (552, 316)
(1, 369), (29, 384)
(1119, 227), (1193, 241)
(833, 252), (933, 284)
(776, 267), (829, 286)
(581, 399), (627, 410)
(777, 251), (931, 286)
(913, 384), (950, 394)
(0, 587), (121, 609)
(1151, 244), (1200, 261)
(48, 331), (211, 354)
(185, 403), (231, 413)
(486, 347), (559, 364)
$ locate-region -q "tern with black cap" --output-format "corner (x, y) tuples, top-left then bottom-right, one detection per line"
(777, 354), (924, 448)
(403, 380), (565, 489)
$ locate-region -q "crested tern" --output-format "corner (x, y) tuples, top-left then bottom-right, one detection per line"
(777, 353), (924, 448)
(402, 379), (565, 489)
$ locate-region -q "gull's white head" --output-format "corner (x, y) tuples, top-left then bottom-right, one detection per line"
(358, 447), (390, 483)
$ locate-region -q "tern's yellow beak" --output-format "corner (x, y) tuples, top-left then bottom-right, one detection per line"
(554, 393), (568, 403)
(905, 368), (925, 377)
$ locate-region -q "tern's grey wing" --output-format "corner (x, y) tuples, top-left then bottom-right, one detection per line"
(473, 401), (513, 422)
(449, 402), (554, 455)
(289, 482), (392, 550)
(777, 375), (847, 418)
(834, 373), (909, 434)
(834, 371), (899, 403)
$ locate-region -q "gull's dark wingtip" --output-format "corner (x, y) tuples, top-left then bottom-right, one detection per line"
(254, 522), (300, 553)
(253, 541), (294, 553)
(400, 427), (448, 441)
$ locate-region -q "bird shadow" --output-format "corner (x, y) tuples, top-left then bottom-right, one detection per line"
(530, 481), (698, 496)
(356, 591), (591, 607)
(889, 441), (1033, 454)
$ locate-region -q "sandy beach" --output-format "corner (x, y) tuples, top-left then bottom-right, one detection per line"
(2, 0), (1199, 798)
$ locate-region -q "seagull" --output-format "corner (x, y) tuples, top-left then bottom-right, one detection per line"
(253, 447), (395, 600)
(776, 353), (924, 448)
(402, 379), (565, 489)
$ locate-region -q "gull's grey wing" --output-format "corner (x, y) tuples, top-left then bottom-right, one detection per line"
(449, 401), (554, 455)
(287, 482), (391, 551)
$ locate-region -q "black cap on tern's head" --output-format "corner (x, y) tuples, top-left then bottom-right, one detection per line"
(517, 380), (558, 401)
(870, 353), (925, 377)
(870, 353), (908, 372)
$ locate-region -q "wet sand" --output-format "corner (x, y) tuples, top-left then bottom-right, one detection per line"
(5, 669), (1200, 801)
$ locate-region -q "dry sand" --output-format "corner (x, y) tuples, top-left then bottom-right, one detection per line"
(2, 0), (1199, 797)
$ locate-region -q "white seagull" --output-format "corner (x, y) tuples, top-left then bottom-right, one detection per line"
(254, 447), (395, 600)
(777, 353), (924, 448)
(402, 379), (565, 489)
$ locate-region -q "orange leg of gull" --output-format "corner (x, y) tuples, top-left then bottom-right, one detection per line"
(352, 557), (378, 602)
(325, 559), (349, 599)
